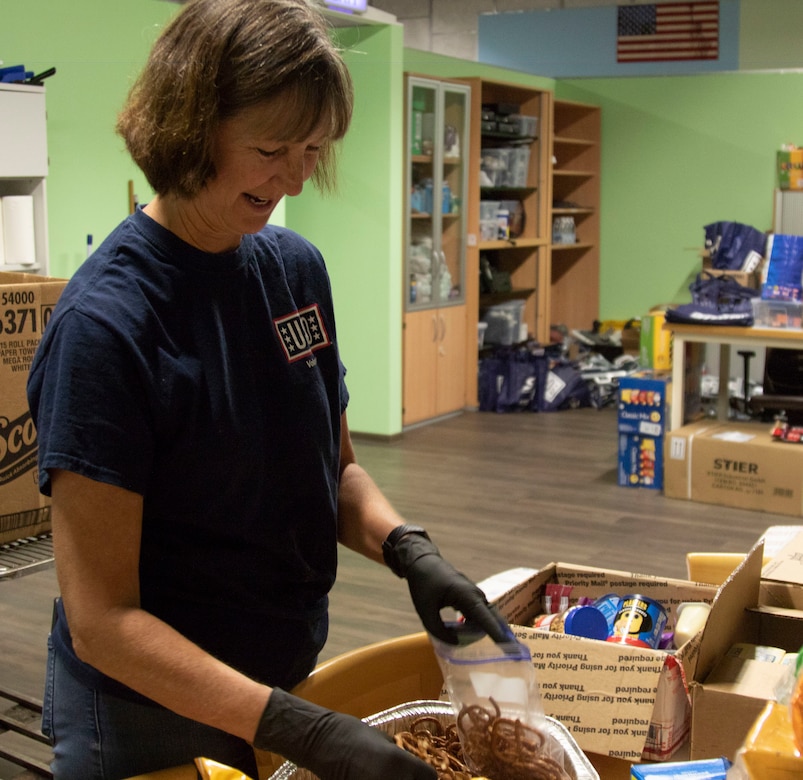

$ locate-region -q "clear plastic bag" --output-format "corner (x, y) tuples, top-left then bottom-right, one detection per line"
(430, 624), (570, 780)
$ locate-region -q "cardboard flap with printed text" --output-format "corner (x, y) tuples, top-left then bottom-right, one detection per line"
(693, 541), (765, 685)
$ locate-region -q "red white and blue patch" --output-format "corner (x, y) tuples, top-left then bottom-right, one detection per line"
(273, 304), (331, 363)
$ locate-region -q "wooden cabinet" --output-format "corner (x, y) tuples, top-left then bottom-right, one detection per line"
(0, 84), (49, 273)
(403, 75), (471, 427)
(550, 99), (600, 332)
(402, 306), (466, 425)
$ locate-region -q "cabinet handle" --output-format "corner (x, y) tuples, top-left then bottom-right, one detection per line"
(438, 314), (446, 342)
(431, 314), (438, 342)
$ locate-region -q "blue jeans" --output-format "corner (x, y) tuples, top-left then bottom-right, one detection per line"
(42, 633), (260, 780)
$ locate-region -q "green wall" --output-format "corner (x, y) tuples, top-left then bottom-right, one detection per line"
(286, 23), (405, 436)
(1, 0), (176, 275)
(6, 2), (803, 434)
(557, 73), (803, 320)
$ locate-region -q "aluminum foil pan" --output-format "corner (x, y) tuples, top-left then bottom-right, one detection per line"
(269, 699), (599, 780)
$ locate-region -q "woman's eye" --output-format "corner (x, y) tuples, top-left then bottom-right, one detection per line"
(257, 148), (280, 158)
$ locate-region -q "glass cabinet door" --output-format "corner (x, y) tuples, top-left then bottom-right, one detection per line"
(406, 77), (469, 311)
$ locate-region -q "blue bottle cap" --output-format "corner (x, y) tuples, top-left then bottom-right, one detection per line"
(563, 606), (610, 641)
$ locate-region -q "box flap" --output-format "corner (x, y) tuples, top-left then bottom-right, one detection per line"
(695, 541), (765, 683)
(762, 529), (803, 585)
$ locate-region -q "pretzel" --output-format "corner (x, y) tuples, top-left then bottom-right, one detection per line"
(455, 699), (571, 780)
(394, 714), (482, 779)
(394, 706), (569, 780)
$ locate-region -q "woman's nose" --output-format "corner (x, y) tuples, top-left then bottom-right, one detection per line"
(279, 152), (307, 196)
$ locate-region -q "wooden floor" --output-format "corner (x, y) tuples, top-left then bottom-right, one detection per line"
(0, 406), (790, 778)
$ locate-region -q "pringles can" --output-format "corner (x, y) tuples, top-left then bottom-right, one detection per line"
(606, 594), (667, 649)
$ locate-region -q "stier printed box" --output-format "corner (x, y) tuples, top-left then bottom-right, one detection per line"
(0, 272), (67, 545)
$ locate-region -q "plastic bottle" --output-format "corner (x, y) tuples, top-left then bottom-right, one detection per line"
(442, 181), (452, 215)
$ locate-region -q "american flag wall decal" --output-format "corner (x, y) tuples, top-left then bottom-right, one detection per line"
(617, 2), (719, 63)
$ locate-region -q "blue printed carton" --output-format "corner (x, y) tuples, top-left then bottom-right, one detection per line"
(618, 432), (663, 490)
(618, 371), (671, 437)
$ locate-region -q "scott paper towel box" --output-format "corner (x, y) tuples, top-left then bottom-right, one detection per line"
(0, 272), (67, 544)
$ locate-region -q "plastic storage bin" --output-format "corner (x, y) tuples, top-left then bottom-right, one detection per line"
(752, 299), (803, 329)
(481, 299), (526, 345)
(510, 114), (538, 138)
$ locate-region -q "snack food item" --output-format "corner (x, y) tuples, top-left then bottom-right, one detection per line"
(532, 605), (609, 641)
(394, 715), (486, 779)
(456, 699), (570, 780)
(606, 594), (667, 649)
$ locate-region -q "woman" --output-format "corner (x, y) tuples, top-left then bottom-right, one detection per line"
(27, 1), (509, 778)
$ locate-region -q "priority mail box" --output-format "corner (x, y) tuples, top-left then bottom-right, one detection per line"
(689, 543), (803, 761)
(0, 272), (66, 545)
(490, 563), (718, 762)
(664, 420), (803, 517)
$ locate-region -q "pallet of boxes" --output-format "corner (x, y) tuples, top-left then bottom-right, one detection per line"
(0, 272), (67, 547)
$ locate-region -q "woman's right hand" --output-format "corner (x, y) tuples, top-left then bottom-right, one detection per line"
(253, 688), (436, 779)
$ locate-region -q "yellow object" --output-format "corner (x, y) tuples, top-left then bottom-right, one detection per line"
(195, 757), (253, 780)
(791, 659), (803, 753)
(685, 552), (768, 586)
(640, 311), (672, 370)
(290, 631), (443, 718)
(739, 700), (803, 778)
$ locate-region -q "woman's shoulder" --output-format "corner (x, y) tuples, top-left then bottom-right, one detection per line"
(256, 223), (323, 262)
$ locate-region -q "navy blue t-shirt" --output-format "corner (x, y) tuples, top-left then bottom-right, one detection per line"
(27, 208), (349, 694)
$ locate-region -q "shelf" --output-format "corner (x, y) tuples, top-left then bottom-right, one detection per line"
(479, 237), (547, 251)
(551, 242), (594, 252)
(554, 136), (595, 147)
(481, 132), (537, 145)
(481, 186), (537, 198)
(553, 169), (595, 178)
(480, 289), (536, 306)
(548, 99), (600, 334)
(412, 154), (462, 166)
(552, 207), (594, 215)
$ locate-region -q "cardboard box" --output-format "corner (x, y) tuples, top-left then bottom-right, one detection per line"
(689, 543), (803, 761)
(0, 271), (66, 545)
(618, 371), (670, 438)
(760, 527), (803, 609)
(618, 433), (663, 489)
(664, 420), (803, 517)
(640, 312), (673, 371)
(778, 149), (803, 190)
(490, 563), (718, 762)
(700, 265), (761, 291)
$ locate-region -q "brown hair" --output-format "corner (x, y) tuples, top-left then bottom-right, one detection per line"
(117, 0), (353, 198)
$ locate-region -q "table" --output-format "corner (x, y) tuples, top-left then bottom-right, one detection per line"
(665, 323), (803, 430)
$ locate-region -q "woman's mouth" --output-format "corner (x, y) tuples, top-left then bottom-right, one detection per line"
(246, 194), (271, 207)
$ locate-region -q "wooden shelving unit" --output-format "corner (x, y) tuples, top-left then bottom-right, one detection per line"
(549, 99), (601, 332)
(458, 77), (552, 407)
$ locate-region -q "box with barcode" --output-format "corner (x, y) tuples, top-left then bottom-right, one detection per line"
(0, 271), (67, 544)
(664, 420), (803, 516)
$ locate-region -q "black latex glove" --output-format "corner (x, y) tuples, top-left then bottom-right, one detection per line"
(253, 688), (436, 780)
(389, 531), (513, 645)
